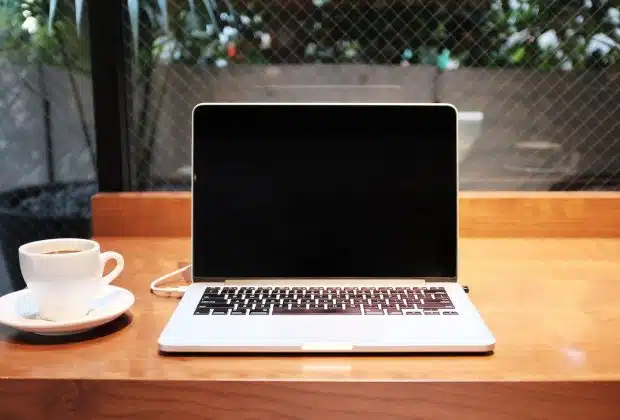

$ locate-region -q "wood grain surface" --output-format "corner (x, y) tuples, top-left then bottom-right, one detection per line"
(1, 380), (618, 420)
(1, 237), (620, 419)
(92, 191), (620, 238)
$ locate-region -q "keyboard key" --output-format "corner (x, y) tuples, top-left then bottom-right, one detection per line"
(418, 303), (454, 310)
(196, 286), (456, 317)
(423, 297), (447, 303)
(265, 298), (281, 304)
(272, 307), (307, 314)
(250, 308), (269, 315)
(201, 298), (225, 304)
(194, 308), (211, 315)
(340, 307), (362, 315)
(311, 308), (346, 314)
(212, 310), (229, 315)
(364, 309), (384, 315)
(203, 303), (233, 309)
(273, 307), (363, 315)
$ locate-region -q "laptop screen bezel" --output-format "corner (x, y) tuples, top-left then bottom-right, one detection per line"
(190, 103), (459, 283)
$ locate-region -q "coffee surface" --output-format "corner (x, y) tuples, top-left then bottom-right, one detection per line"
(43, 249), (81, 255)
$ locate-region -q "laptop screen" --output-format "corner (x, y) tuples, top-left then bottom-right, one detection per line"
(192, 104), (457, 280)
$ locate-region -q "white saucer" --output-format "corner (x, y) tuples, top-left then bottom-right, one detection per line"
(0, 285), (135, 336)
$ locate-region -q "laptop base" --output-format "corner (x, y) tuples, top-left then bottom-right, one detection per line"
(158, 282), (495, 353)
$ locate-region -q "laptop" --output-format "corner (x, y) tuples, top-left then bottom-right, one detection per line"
(158, 103), (496, 353)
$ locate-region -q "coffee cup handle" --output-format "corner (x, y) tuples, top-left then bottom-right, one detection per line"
(101, 251), (125, 285)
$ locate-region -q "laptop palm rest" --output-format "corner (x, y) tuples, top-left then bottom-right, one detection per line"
(162, 315), (489, 350)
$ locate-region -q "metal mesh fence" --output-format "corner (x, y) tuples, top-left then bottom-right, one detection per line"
(0, 0), (617, 293)
(0, 1), (96, 293)
(125, 0), (620, 191)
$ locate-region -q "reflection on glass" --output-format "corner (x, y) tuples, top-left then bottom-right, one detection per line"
(106, 0), (620, 192)
(0, 1), (96, 293)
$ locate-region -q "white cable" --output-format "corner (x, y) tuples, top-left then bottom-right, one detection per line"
(150, 264), (192, 298)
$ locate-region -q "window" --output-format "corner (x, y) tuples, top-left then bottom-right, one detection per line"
(1, 0), (618, 294)
(113, 0), (620, 191)
(0, 1), (96, 293)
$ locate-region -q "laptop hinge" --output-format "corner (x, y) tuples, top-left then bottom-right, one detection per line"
(194, 278), (429, 286)
(193, 277), (459, 284)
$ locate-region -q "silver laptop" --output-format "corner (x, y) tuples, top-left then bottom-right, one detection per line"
(158, 103), (495, 353)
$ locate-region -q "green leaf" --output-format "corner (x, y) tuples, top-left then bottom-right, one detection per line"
(201, 0), (219, 33)
(222, 0), (237, 19)
(127, 0), (140, 62)
(510, 46), (526, 63)
(157, 0), (169, 32)
(188, 0), (197, 15)
(48, 0), (58, 33)
(188, 0), (199, 28)
(75, 0), (84, 36)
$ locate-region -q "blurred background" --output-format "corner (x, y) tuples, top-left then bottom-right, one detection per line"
(0, 0), (619, 293)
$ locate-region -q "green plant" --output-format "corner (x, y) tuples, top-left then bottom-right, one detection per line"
(2, 0), (89, 70)
(399, 20), (463, 69)
(42, 0), (271, 188)
(131, 1), (271, 188)
(47, 0), (271, 63)
(0, 0), (95, 175)
(483, 0), (620, 70)
(151, 3), (270, 66)
(303, 0), (362, 63)
(396, 0), (619, 71)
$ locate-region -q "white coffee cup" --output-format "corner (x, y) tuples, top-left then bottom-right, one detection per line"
(18, 238), (124, 322)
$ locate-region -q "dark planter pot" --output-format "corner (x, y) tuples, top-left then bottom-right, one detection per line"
(149, 178), (191, 191)
(0, 182), (96, 292)
(0, 178), (190, 293)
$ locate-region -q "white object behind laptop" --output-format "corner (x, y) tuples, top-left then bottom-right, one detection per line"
(158, 103), (496, 353)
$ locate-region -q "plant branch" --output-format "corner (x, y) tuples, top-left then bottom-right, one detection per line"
(201, 0), (220, 33)
(37, 61), (55, 183)
(56, 31), (96, 175)
(135, 13), (157, 190)
(221, 0), (237, 20)
(147, 64), (171, 159)
(136, 65), (154, 189)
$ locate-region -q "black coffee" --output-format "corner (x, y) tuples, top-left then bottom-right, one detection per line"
(43, 249), (81, 255)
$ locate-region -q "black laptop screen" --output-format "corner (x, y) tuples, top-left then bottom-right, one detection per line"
(192, 104), (457, 280)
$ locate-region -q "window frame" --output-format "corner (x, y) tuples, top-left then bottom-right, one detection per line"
(90, 0), (133, 192)
(91, 192), (620, 237)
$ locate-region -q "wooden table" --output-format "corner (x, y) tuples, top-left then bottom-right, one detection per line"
(1, 237), (619, 419)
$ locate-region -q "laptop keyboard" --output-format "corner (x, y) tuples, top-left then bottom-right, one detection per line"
(194, 286), (457, 316)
